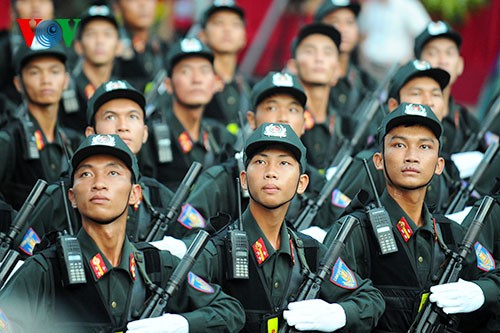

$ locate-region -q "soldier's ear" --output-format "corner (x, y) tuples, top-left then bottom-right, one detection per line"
(74, 40), (83, 56)
(434, 156), (445, 176)
(198, 30), (207, 43)
(387, 98), (399, 112)
(240, 170), (248, 190)
(164, 77), (173, 94)
(85, 126), (95, 137)
(128, 184), (142, 206)
(373, 152), (384, 171)
(296, 174), (309, 195)
(286, 59), (298, 75)
(246, 111), (256, 130)
(13, 76), (22, 93)
(68, 188), (77, 208)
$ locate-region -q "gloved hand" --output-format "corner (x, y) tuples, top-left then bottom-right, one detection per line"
(283, 299), (346, 332)
(126, 313), (189, 333)
(150, 236), (187, 259)
(429, 278), (485, 314)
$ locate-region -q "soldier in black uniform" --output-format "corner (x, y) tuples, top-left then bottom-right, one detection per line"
(114, 0), (168, 93)
(0, 134), (245, 332)
(199, 0), (252, 136)
(141, 37), (235, 191)
(192, 122), (385, 332)
(324, 103), (500, 332)
(0, 44), (83, 210)
(59, 4), (121, 134)
(287, 23), (349, 171)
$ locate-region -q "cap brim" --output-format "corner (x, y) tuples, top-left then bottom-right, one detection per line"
(203, 6), (245, 25)
(297, 23), (341, 51)
(19, 50), (67, 71)
(92, 89), (146, 117)
(386, 115), (442, 140)
(254, 86), (307, 109)
(389, 68), (450, 99)
(168, 53), (214, 75)
(314, 3), (361, 21)
(245, 141), (302, 165)
(71, 145), (133, 178)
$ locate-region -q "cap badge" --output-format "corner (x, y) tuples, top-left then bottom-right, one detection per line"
(331, 0), (350, 5)
(89, 5), (111, 16)
(427, 21), (448, 36)
(214, 0), (235, 5)
(180, 38), (203, 52)
(412, 60), (431, 71)
(272, 73), (294, 87)
(263, 124), (287, 138)
(405, 104), (427, 117)
(105, 80), (127, 91)
(91, 134), (116, 147)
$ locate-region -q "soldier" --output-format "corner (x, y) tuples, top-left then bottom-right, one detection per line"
(0, 134), (245, 332)
(192, 122), (385, 332)
(59, 4), (121, 133)
(187, 71), (332, 228)
(142, 37), (235, 191)
(314, 0), (377, 121)
(286, 22), (349, 171)
(199, 0), (252, 136)
(324, 103), (500, 332)
(0, 44), (83, 210)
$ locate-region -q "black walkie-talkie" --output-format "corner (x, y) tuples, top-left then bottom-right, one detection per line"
(153, 122), (173, 163)
(57, 232), (87, 286)
(226, 178), (249, 279)
(362, 159), (398, 255)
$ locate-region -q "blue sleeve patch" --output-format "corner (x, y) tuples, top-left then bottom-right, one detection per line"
(330, 258), (358, 289)
(331, 189), (351, 208)
(0, 308), (12, 332)
(177, 203), (206, 229)
(18, 227), (41, 256)
(475, 242), (495, 272)
(187, 272), (214, 293)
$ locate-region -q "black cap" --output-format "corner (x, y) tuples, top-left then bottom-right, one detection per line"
(378, 103), (443, 145)
(87, 80), (145, 126)
(79, 4), (118, 38)
(251, 72), (307, 109)
(70, 134), (140, 183)
(201, 0), (245, 28)
(244, 123), (307, 173)
(291, 23), (341, 57)
(15, 43), (67, 74)
(388, 60), (450, 99)
(166, 38), (214, 76)
(414, 21), (462, 58)
(314, 0), (361, 22)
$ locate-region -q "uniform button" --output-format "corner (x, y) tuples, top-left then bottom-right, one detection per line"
(111, 301), (117, 308)
(339, 94), (347, 103)
(428, 185), (432, 191)
(51, 163), (56, 170)
(418, 256), (424, 263)
(274, 281), (279, 289)
(227, 96), (236, 105)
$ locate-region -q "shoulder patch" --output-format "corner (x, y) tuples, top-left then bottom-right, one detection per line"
(177, 203), (206, 229)
(0, 308), (12, 332)
(330, 258), (358, 289)
(187, 272), (214, 293)
(19, 227), (41, 256)
(474, 242), (495, 272)
(332, 189), (351, 208)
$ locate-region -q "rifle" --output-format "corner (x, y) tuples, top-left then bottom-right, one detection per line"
(145, 68), (167, 118)
(279, 215), (359, 333)
(445, 141), (499, 214)
(460, 94), (500, 152)
(329, 62), (399, 168)
(139, 229), (210, 318)
(145, 162), (203, 242)
(409, 195), (495, 333)
(0, 179), (48, 287)
(293, 155), (353, 231)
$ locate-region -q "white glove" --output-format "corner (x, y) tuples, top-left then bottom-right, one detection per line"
(283, 299), (346, 332)
(150, 236), (187, 259)
(429, 278), (485, 314)
(126, 313), (188, 333)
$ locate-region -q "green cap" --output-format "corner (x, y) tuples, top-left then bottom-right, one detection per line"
(70, 134), (139, 183)
(388, 60), (450, 99)
(314, 0), (361, 22)
(79, 4), (118, 38)
(244, 123), (307, 173)
(251, 72), (306, 109)
(166, 38), (214, 76)
(378, 102), (443, 145)
(201, 0), (245, 28)
(291, 22), (341, 57)
(87, 80), (145, 126)
(15, 43), (67, 74)
(414, 21), (462, 58)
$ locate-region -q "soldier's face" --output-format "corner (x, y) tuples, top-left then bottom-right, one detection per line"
(117, 0), (156, 30)
(202, 11), (246, 54)
(20, 56), (68, 106)
(250, 94), (305, 136)
(375, 125), (444, 191)
(91, 99), (147, 155)
(420, 38), (463, 85)
(399, 77), (445, 120)
(15, 0), (54, 20)
(78, 20), (120, 66)
(294, 34), (339, 86)
(321, 8), (359, 54)
(241, 147), (308, 210)
(170, 57), (217, 107)
(69, 154), (141, 225)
